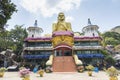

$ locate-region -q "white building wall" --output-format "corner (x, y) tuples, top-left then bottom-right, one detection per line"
(27, 27), (42, 38)
(83, 25), (99, 37)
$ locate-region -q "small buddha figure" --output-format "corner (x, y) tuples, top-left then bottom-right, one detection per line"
(52, 12), (72, 32)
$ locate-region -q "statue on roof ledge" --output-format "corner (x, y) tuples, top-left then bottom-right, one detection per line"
(52, 12), (74, 47)
(52, 12), (72, 32)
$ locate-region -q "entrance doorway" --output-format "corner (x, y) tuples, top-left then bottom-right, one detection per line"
(54, 47), (72, 56)
(53, 46), (76, 72)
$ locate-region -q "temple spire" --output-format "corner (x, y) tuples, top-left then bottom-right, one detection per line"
(34, 20), (38, 27)
(88, 18), (92, 25)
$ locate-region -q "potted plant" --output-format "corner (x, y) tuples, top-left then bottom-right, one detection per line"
(77, 66), (84, 73)
(106, 66), (119, 80)
(0, 67), (7, 77)
(19, 68), (31, 80)
(86, 65), (94, 76)
(37, 69), (44, 77)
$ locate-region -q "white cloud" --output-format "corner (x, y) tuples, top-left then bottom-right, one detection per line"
(20, 0), (82, 17)
(66, 16), (74, 22)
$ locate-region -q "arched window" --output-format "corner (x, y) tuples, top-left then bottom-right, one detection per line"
(32, 34), (34, 37)
(93, 33), (95, 37)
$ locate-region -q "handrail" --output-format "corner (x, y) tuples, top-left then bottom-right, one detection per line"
(46, 55), (53, 66)
(73, 54), (83, 66)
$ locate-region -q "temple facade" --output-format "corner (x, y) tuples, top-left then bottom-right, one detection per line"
(22, 13), (104, 72)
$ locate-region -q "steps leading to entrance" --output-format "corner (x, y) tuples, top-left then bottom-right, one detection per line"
(53, 56), (77, 72)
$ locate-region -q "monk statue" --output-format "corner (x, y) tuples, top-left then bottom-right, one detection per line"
(52, 12), (72, 32)
(52, 12), (74, 47)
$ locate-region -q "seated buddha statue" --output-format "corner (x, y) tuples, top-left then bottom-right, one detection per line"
(52, 12), (72, 32)
(52, 12), (74, 47)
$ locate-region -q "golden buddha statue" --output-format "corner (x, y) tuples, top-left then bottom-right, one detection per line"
(52, 12), (72, 32)
(52, 12), (74, 47)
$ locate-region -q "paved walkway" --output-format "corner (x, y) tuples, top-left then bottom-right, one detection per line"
(0, 71), (120, 80)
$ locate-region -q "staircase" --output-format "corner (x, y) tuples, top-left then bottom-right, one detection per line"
(53, 56), (77, 72)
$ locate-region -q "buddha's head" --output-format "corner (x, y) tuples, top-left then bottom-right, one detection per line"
(58, 12), (65, 22)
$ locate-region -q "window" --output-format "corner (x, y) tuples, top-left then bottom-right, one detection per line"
(32, 34), (34, 37)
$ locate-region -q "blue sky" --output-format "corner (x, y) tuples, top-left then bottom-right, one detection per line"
(7, 0), (120, 35)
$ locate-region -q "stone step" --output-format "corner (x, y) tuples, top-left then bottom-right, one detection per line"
(53, 56), (77, 72)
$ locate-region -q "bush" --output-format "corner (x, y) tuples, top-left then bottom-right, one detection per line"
(86, 65), (94, 71)
(101, 49), (108, 56)
(0, 67), (7, 72)
(105, 56), (116, 66)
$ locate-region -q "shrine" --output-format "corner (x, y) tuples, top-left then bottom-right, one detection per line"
(22, 13), (103, 72)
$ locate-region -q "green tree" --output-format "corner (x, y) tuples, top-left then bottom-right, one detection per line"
(105, 55), (116, 65)
(102, 32), (120, 40)
(0, 30), (13, 51)
(105, 37), (119, 46)
(9, 25), (28, 55)
(102, 32), (120, 46)
(0, 0), (17, 30)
